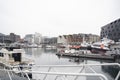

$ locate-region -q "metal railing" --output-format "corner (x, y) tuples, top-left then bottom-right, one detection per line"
(0, 63), (120, 80)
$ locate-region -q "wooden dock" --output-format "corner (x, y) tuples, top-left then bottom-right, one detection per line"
(56, 53), (114, 60)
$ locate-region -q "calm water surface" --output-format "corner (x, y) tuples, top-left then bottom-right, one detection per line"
(24, 48), (119, 80)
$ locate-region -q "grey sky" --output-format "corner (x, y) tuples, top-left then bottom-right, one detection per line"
(0, 0), (120, 38)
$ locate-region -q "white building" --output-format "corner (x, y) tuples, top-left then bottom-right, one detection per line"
(57, 35), (67, 45)
(24, 33), (42, 45)
(24, 34), (34, 44)
(34, 32), (42, 45)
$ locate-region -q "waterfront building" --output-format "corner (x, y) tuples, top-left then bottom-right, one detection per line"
(43, 37), (57, 45)
(0, 33), (5, 43)
(0, 33), (20, 44)
(24, 34), (35, 44)
(100, 18), (120, 42)
(9, 33), (21, 43)
(88, 34), (100, 43)
(57, 35), (68, 45)
(24, 33), (42, 45)
(57, 33), (100, 45)
(49, 37), (57, 45)
(34, 32), (42, 45)
(24, 34), (34, 44)
(67, 34), (83, 45)
(42, 37), (57, 48)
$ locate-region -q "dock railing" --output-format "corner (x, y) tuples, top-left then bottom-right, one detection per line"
(0, 63), (120, 80)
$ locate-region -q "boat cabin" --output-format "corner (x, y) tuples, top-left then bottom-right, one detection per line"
(0, 47), (25, 65)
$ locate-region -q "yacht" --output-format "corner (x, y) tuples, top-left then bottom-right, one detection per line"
(0, 47), (34, 66)
(0, 43), (6, 49)
(90, 38), (114, 54)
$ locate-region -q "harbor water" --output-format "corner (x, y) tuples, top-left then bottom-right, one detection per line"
(24, 48), (120, 80)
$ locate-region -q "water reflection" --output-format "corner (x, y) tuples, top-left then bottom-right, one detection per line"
(43, 48), (57, 53)
(24, 48), (119, 80)
(24, 48), (43, 57)
(68, 58), (84, 64)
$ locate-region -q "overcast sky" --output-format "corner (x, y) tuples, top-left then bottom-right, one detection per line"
(0, 0), (120, 38)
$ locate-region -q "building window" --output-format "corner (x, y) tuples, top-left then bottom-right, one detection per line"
(102, 28), (104, 30)
(114, 33), (116, 36)
(116, 28), (119, 31)
(112, 29), (114, 32)
(119, 33), (120, 36)
(114, 20), (117, 23)
(111, 25), (113, 28)
(117, 33), (120, 36)
(118, 19), (120, 22)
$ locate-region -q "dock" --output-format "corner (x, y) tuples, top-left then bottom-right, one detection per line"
(56, 53), (115, 60)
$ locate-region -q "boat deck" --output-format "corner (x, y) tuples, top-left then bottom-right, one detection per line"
(0, 64), (33, 80)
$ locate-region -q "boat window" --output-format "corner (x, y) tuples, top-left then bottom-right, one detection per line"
(0, 52), (4, 57)
(12, 53), (21, 62)
(93, 44), (100, 47)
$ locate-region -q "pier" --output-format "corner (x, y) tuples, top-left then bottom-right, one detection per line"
(56, 52), (115, 60)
